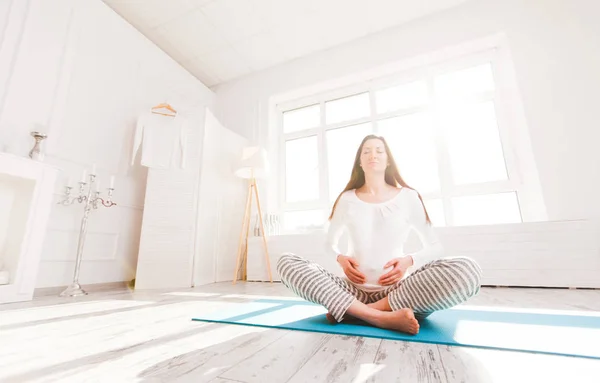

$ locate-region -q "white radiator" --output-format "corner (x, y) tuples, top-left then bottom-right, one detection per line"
(247, 219), (600, 288)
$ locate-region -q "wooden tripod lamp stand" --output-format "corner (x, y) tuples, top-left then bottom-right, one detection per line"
(233, 146), (272, 284)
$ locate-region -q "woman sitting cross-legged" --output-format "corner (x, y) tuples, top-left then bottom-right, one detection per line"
(277, 134), (482, 335)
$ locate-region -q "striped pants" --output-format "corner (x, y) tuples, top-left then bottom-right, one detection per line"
(277, 254), (482, 322)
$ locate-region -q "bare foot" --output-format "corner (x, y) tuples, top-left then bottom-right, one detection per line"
(376, 308), (420, 335)
(326, 313), (337, 324)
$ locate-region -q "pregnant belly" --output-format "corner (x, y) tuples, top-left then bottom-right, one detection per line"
(357, 264), (393, 286)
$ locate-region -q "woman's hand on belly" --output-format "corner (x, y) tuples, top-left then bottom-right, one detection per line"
(378, 256), (414, 286)
(337, 255), (367, 284)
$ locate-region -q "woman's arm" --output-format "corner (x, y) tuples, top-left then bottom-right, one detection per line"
(406, 189), (444, 269)
(324, 198), (347, 258)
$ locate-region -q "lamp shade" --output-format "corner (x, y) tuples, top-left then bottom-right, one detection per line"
(234, 146), (269, 179)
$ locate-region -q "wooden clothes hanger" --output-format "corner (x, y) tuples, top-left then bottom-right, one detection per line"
(151, 102), (177, 117)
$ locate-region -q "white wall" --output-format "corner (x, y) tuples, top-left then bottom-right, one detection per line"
(213, 0), (600, 223)
(0, 0), (214, 288)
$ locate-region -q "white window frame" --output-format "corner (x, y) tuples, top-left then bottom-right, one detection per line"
(274, 38), (547, 232)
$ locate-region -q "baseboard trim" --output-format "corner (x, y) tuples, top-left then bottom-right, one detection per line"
(33, 281), (129, 297)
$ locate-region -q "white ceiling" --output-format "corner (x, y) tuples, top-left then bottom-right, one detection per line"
(103, 0), (468, 88)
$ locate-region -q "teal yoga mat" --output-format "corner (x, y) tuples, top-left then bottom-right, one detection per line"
(192, 298), (600, 360)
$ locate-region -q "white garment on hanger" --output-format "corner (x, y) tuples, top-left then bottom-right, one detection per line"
(131, 111), (187, 169)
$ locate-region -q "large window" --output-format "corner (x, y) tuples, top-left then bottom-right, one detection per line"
(277, 50), (540, 233)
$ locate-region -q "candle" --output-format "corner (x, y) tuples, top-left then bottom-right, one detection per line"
(91, 163), (97, 175)
(81, 169), (87, 182)
(109, 175), (115, 189)
(96, 179), (101, 191)
(67, 176), (73, 187)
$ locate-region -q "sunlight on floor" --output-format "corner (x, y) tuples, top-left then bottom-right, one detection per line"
(0, 300), (242, 380)
(203, 366), (233, 377)
(38, 324), (270, 382)
(352, 363), (386, 383)
(0, 300), (153, 326)
(454, 304), (600, 317)
(161, 292), (222, 297)
(454, 346), (600, 382)
(238, 305), (327, 326)
(453, 319), (600, 356)
(196, 301), (283, 321)
(221, 293), (305, 301)
(4, 285), (599, 382)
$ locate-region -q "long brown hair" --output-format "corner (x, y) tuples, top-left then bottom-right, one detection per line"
(328, 134), (431, 224)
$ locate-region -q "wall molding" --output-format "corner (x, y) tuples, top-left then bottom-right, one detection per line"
(0, 0), (15, 53)
(45, 0), (79, 157)
(42, 229), (119, 262)
(0, 0), (31, 125)
(33, 280), (128, 297)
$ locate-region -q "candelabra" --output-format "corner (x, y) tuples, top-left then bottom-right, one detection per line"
(58, 168), (117, 297)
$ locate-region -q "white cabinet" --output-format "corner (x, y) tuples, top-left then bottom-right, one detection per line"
(0, 153), (59, 304)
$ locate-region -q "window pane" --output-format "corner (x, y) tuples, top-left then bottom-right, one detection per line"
(326, 122), (373, 201)
(285, 136), (319, 202)
(435, 63), (495, 99)
(377, 113), (440, 193)
(283, 104), (320, 133)
(423, 199), (446, 227)
(452, 192), (522, 226)
(440, 100), (508, 185)
(325, 92), (370, 125)
(376, 81), (428, 114)
(283, 210), (325, 233)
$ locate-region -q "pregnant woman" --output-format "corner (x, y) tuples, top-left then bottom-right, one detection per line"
(277, 134), (482, 334)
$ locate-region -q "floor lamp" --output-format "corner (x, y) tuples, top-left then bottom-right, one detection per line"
(233, 146), (272, 284)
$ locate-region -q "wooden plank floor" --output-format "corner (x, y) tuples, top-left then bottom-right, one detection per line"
(1, 282), (599, 382)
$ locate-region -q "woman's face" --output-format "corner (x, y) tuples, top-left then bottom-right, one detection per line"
(360, 138), (388, 173)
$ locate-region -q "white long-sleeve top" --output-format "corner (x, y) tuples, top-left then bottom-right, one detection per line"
(131, 112), (187, 169)
(325, 187), (444, 291)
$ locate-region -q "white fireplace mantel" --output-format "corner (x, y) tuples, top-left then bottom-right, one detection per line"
(0, 152), (59, 304)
